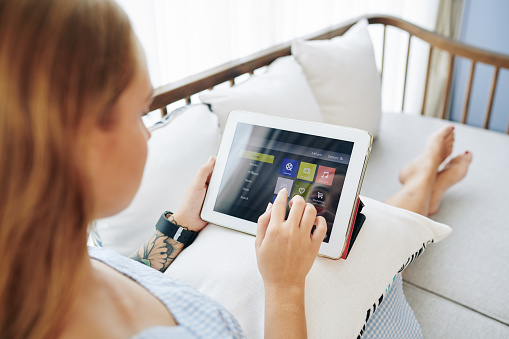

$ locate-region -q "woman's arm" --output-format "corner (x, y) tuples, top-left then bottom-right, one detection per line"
(129, 230), (183, 272)
(129, 157), (216, 272)
(256, 189), (327, 338)
(263, 284), (306, 338)
(129, 214), (185, 272)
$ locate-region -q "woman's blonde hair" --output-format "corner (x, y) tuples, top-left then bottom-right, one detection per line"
(0, 0), (137, 337)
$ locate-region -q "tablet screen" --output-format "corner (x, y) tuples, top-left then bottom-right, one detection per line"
(214, 123), (354, 243)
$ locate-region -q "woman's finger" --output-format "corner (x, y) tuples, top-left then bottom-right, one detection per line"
(311, 216), (327, 248)
(300, 203), (317, 236)
(286, 195), (307, 226)
(288, 197), (294, 209)
(256, 203), (272, 248)
(271, 188), (288, 222)
(186, 156), (215, 196)
(198, 156), (216, 186)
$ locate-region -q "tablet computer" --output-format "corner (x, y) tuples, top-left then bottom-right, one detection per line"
(201, 110), (372, 259)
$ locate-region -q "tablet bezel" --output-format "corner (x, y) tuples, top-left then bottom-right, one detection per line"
(201, 110), (372, 259)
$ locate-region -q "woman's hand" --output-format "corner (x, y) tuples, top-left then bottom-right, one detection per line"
(172, 156), (215, 232)
(255, 188), (327, 339)
(255, 188), (327, 288)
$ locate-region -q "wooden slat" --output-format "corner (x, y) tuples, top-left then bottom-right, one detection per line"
(421, 46), (434, 115)
(484, 67), (500, 129)
(380, 24), (387, 81)
(461, 61), (476, 124)
(149, 15), (509, 122)
(401, 34), (412, 112)
(149, 45), (294, 111)
(440, 53), (455, 119)
(367, 16), (509, 69)
(160, 107), (167, 118)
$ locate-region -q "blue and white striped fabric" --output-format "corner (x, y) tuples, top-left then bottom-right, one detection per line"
(363, 273), (423, 339)
(88, 246), (245, 339)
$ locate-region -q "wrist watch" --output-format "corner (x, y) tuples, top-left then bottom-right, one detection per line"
(155, 211), (199, 248)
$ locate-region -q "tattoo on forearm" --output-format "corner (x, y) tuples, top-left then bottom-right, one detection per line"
(129, 230), (184, 272)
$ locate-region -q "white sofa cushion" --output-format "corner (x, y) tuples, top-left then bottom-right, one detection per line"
(200, 56), (323, 131)
(292, 19), (381, 137)
(362, 112), (509, 328)
(94, 104), (221, 256)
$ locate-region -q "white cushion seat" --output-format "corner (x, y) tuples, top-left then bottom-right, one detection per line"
(361, 112), (509, 337)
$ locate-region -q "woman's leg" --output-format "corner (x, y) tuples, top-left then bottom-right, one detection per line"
(428, 151), (472, 215)
(384, 171), (436, 216)
(384, 126), (471, 216)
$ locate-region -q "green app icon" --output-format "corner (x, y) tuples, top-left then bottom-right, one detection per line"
(296, 162), (317, 182)
(292, 181), (312, 200)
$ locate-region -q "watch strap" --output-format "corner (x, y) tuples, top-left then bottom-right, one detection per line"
(155, 211), (199, 248)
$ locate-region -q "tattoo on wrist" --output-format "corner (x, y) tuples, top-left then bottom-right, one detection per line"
(129, 230), (184, 272)
(166, 213), (188, 230)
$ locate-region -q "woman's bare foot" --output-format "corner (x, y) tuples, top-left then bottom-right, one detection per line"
(428, 151), (473, 215)
(398, 125), (455, 185)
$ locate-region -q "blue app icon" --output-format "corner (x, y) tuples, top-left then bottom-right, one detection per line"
(279, 158), (299, 177)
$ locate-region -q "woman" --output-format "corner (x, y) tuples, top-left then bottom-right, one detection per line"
(0, 0), (472, 338)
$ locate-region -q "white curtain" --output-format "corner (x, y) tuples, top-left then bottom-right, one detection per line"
(423, 0), (465, 118)
(116, 0), (440, 114)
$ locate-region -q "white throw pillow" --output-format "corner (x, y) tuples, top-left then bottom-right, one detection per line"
(166, 196), (451, 339)
(292, 19), (382, 137)
(95, 104), (221, 256)
(200, 56), (323, 131)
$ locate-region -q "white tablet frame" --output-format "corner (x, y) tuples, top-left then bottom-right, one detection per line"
(201, 110), (372, 259)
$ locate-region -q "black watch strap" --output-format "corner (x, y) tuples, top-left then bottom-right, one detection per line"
(155, 211), (199, 248)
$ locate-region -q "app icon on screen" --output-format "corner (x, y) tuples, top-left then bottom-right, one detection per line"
(297, 162), (317, 182)
(280, 158), (299, 177)
(291, 181), (312, 200)
(315, 165), (336, 186)
(272, 195), (291, 203)
(274, 177), (294, 195)
(310, 188), (327, 205)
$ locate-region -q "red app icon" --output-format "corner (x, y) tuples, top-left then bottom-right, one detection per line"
(315, 166), (335, 186)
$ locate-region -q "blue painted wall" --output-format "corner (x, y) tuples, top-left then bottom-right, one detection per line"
(449, 0), (509, 133)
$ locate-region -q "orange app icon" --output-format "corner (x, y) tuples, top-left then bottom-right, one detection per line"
(315, 165), (335, 186)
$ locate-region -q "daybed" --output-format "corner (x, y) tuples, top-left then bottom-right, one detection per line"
(95, 15), (509, 338)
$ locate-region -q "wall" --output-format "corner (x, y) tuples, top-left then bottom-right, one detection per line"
(449, 0), (509, 133)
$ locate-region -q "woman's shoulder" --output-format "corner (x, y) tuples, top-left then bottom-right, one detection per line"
(88, 246), (194, 292)
(88, 246), (164, 279)
(88, 246), (246, 338)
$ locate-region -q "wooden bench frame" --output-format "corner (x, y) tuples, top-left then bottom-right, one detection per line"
(149, 15), (509, 133)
